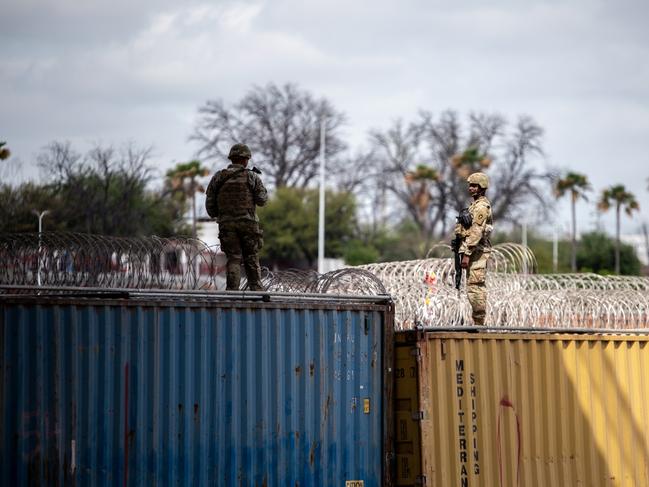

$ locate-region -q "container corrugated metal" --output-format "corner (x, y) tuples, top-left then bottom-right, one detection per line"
(0, 293), (394, 486)
(395, 330), (649, 487)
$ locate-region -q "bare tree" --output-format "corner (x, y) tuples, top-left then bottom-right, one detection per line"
(192, 83), (347, 189)
(369, 110), (552, 246)
(38, 141), (85, 182)
(37, 141), (157, 235)
(368, 119), (433, 235)
(488, 116), (550, 222)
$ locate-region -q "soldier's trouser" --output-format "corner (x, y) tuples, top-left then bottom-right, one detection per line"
(467, 249), (490, 326)
(218, 221), (264, 291)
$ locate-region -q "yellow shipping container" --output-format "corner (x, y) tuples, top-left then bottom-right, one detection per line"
(395, 330), (649, 487)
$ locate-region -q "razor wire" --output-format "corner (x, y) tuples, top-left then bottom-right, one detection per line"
(0, 232), (221, 290)
(358, 242), (649, 330)
(0, 232), (386, 295)
(3, 233), (648, 329)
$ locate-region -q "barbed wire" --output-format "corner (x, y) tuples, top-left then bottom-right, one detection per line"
(3, 233), (648, 329)
(0, 232), (219, 289)
(357, 242), (649, 330)
(0, 232), (386, 295)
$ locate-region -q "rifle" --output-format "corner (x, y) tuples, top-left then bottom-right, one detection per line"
(451, 208), (472, 290)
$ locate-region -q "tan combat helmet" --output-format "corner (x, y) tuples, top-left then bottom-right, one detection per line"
(467, 172), (489, 189)
(228, 143), (252, 160)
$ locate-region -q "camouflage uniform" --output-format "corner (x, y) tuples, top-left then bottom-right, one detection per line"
(205, 144), (268, 290)
(455, 174), (493, 325)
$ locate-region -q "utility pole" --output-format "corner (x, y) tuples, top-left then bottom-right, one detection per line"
(317, 120), (326, 274)
(32, 209), (50, 286)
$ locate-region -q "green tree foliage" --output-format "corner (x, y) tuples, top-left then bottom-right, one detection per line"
(343, 221), (424, 265)
(0, 183), (58, 233)
(576, 231), (641, 275)
(492, 229), (572, 273)
(491, 229), (641, 275)
(554, 171), (591, 272)
(597, 184), (640, 274)
(258, 187), (356, 268)
(0, 141), (189, 236)
(342, 240), (380, 266)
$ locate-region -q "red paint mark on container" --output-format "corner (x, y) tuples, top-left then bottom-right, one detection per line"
(497, 395), (521, 487)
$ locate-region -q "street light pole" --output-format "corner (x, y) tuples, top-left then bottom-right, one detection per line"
(317, 120), (326, 274)
(32, 209), (50, 286)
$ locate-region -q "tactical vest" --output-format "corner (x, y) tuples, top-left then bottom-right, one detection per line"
(217, 168), (255, 220)
(471, 196), (493, 248)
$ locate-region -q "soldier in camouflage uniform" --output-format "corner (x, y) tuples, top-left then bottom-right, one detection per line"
(455, 172), (493, 326)
(205, 143), (268, 290)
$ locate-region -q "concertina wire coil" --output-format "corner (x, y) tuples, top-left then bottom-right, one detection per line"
(2, 233), (648, 329)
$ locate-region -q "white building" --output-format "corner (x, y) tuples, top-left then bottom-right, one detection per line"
(196, 217), (219, 248)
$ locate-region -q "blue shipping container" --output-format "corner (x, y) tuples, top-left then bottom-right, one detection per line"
(0, 291), (394, 486)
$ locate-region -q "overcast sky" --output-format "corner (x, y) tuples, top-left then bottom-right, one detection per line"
(2, 0), (648, 235)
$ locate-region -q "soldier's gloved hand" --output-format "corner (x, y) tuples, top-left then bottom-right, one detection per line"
(461, 255), (470, 269)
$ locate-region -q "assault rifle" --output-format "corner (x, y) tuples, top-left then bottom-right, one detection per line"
(451, 208), (472, 290)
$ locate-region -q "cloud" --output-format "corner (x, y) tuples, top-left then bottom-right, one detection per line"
(1, 0), (648, 232)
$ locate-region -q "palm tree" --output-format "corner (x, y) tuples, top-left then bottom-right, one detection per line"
(450, 147), (491, 179)
(404, 164), (440, 250)
(0, 142), (10, 160)
(554, 172), (591, 272)
(166, 160), (210, 239)
(598, 185), (640, 274)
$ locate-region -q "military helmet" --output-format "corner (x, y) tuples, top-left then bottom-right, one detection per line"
(228, 143), (252, 160)
(467, 172), (489, 189)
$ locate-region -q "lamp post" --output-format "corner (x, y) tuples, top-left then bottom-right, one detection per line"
(32, 209), (50, 286)
(317, 120), (326, 274)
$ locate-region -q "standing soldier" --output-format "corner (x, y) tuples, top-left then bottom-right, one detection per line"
(454, 172), (493, 326)
(205, 143), (268, 291)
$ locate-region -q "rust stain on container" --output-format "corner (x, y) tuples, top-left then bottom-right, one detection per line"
(309, 441), (316, 466)
(1, 294), (393, 486)
(323, 395), (332, 422)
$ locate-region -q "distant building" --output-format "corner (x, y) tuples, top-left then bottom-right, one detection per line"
(196, 216), (219, 247)
(194, 216), (226, 289)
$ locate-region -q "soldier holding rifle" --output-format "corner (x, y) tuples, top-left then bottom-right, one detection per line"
(452, 172), (493, 326)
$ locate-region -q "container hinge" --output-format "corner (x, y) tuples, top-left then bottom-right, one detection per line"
(411, 410), (424, 421)
(415, 474), (427, 485)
